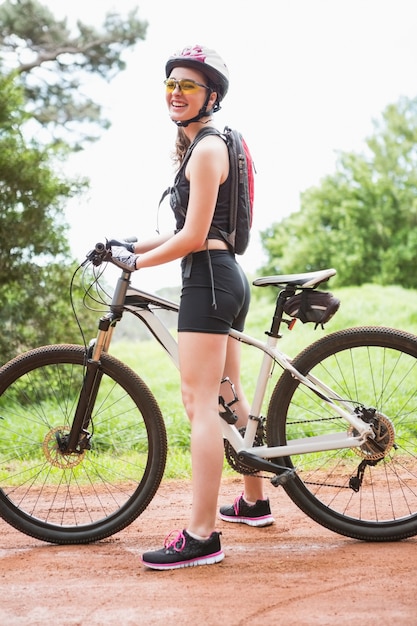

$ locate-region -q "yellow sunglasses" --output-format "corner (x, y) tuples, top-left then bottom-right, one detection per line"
(164, 78), (210, 94)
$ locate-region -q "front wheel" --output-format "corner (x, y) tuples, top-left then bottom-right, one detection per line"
(266, 326), (417, 541)
(0, 344), (167, 544)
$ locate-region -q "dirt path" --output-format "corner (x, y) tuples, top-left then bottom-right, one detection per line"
(1, 476), (416, 625)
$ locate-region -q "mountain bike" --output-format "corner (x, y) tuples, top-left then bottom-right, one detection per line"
(1, 240), (417, 545)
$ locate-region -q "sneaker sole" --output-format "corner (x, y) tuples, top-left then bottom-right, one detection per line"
(141, 550), (224, 571)
(219, 513), (275, 527)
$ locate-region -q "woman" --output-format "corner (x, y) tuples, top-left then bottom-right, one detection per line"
(130, 45), (274, 570)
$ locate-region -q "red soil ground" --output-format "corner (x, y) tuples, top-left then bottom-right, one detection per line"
(1, 476), (416, 625)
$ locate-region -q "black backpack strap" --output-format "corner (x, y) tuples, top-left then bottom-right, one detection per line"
(158, 186), (172, 207)
(185, 127), (222, 159)
(159, 127), (221, 211)
(159, 127), (231, 242)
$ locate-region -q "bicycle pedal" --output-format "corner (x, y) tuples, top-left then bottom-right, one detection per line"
(271, 468), (296, 487)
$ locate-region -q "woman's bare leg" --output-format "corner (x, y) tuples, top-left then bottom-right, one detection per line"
(178, 331), (229, 538)
(222, 336), (265, 503)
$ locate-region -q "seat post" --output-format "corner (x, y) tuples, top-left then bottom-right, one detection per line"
(267, 288), (295, 338)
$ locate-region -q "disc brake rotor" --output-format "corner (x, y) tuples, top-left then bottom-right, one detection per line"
(349, 413), (395, 461)
(43, 426), (86, 469)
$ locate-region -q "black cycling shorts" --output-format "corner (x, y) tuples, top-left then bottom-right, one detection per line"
(178, 250), (250, 334)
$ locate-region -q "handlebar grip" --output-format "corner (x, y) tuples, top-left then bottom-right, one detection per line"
(106, 237), (137, 253)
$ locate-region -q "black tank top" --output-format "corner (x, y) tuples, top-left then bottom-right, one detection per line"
(171, 158), (232, 240)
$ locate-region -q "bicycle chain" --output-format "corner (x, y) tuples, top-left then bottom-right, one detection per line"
(289, 415), (343, 425)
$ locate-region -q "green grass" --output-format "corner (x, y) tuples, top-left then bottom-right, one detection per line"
(2, 284), (417, 481)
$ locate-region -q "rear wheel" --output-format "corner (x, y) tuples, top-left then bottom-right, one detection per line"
(267, 326), (417, 541)
(0, 344), (167, 544)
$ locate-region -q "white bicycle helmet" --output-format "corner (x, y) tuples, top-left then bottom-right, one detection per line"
(165, 44), (229, 126)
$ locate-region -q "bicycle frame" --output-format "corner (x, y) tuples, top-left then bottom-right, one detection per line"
(87, 267), (374, 468)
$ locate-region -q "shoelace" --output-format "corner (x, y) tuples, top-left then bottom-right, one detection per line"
(164, 530), (186, 552)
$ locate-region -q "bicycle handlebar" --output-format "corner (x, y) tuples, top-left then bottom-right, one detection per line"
(106, 237), (137, 251)
(85, 237), (138, 273)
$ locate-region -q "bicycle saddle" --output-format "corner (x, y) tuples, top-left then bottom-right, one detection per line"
(253, 268), (336, 289)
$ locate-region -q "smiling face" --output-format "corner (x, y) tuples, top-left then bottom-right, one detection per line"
(165, 66), (217, 125)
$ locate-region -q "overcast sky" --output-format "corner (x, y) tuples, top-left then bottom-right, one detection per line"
(44, 0), (417, 289)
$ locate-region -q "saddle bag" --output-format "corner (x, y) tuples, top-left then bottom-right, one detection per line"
(284, 290), (340, 329)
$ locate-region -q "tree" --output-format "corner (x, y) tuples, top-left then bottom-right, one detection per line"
(260, 96), (417, 288)
(0, 74), (93, 363)
(0, 0), (148, 148)
(0, 2), (148, 363)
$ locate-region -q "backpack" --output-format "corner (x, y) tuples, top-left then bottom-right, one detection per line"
(160, 126), (255, 255)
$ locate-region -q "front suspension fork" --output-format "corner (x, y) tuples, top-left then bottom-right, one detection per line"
(60, 314), (119, 454)
(59, 270), (131, 454)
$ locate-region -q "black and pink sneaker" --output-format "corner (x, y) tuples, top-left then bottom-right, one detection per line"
(219, 494), (275, 527)
(141, 529), (224, 570)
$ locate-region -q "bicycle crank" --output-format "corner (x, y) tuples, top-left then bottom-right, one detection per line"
(224, 420), (296, 485)
(236, 450), (296, 485)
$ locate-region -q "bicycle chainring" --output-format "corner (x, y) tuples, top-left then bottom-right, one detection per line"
(224, 419), (266, 475)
